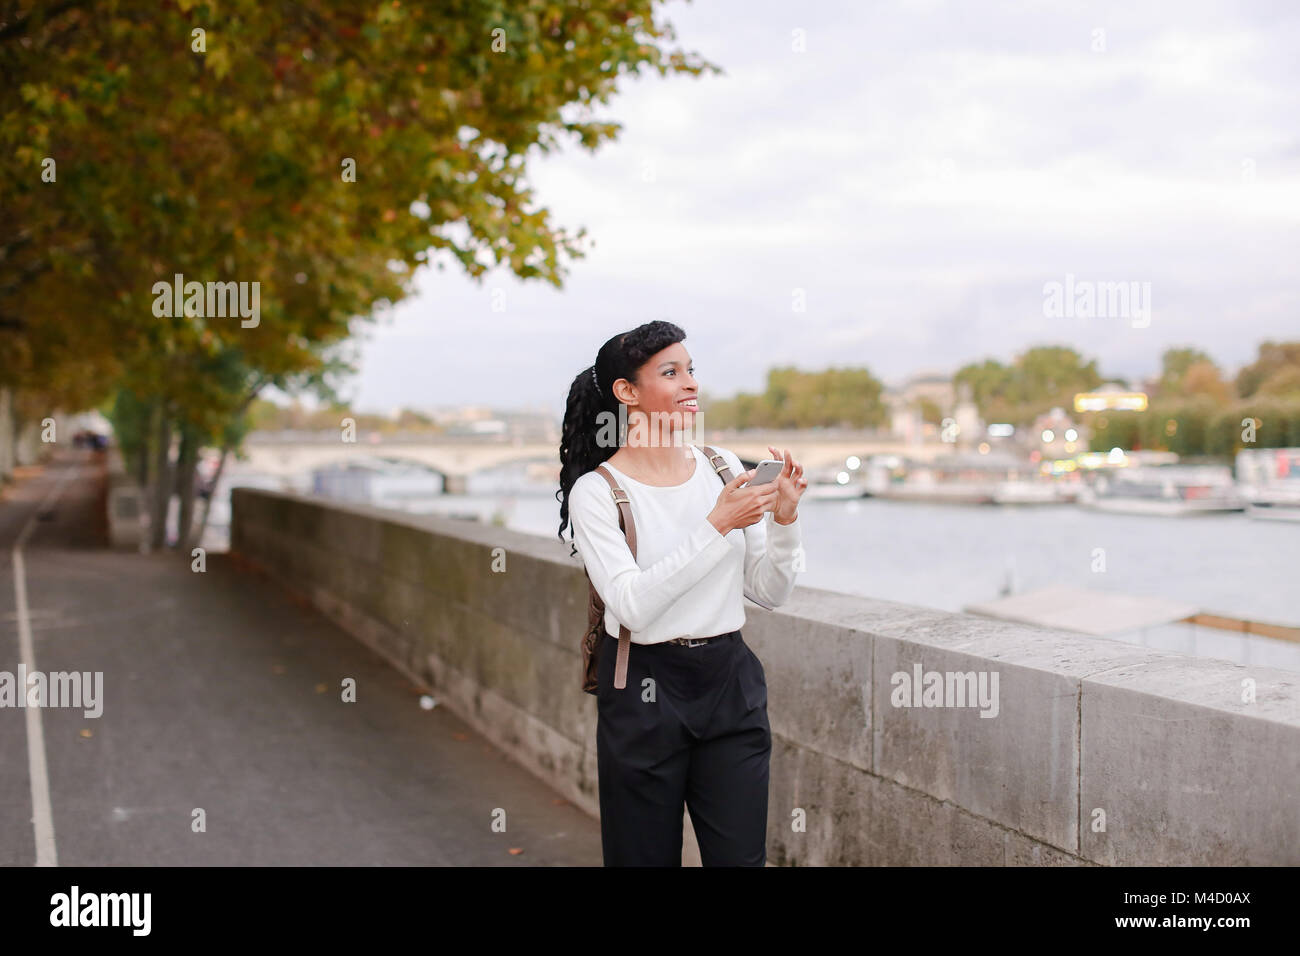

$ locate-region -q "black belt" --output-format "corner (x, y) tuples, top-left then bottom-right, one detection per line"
(664, 635), (726, 647)
(607, 631), (735, 648)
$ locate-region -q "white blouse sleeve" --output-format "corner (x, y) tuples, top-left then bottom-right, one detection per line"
(569, 471), (734, 633)
(719, 447), (803, 609)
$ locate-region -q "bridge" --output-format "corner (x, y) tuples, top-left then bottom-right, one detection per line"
(238, 428), (960, 491)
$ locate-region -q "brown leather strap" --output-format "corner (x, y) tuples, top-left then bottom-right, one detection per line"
(700, 445), (733, 483)
(595, 463), (634, 686)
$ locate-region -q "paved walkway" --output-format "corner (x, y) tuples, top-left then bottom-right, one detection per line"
(0, 448), (602, 865)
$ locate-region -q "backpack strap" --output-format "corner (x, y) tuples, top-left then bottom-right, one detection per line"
(699, 444), (733, 482)
(592, 464), (637, 689)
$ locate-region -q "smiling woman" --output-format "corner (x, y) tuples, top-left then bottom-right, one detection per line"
(607, 341), (702, 468)
(555, 320), (806, 867)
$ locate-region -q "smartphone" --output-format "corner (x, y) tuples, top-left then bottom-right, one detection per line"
(746, 458), (785, 485)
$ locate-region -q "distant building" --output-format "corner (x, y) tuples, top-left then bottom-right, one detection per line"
(951, 382), (984, 450)
(901, 371), (956, 411)
(883, 371), (956, 443)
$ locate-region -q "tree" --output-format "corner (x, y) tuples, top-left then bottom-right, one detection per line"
(1237, 342), (1300, 398)
(955, 346), (1102, 425)
(1156, 347), (1231, 403)
(395, 407), (435, 430)
(917, 397), (942, 425)
(954, 359), (1014, 422)
(1016, 345), (1102, 407)
(1180, 361), (1233, 404)
(700, 366), (888, 429)
(2, 0), (718, 546)
(1257, 365), (1300, 398)
(1158, 347), (1214, 391)
(763, 366), (886, 428)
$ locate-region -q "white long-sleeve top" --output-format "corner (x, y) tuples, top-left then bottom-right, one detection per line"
(569, 443), (802, 645)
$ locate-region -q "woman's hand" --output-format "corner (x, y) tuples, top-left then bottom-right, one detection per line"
(767, 446), (807, 524)
(707, 468), (780, 536)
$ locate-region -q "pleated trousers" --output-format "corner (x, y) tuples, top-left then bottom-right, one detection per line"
(595, 628), (771, 866)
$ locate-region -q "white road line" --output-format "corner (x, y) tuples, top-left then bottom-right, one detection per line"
(12, 460), (79, 867)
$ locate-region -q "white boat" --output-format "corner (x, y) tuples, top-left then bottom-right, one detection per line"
(1077, 464), (1245, 515)
(993, 480), (1070, 505)
(1236, 448), (1300, 522)
(797, 464), (868, 499)
(867, 452), (1041, 505)
(802, 480), (867, 500)
(1247, 487), (1300, 521)
(872, 475), (996, 504)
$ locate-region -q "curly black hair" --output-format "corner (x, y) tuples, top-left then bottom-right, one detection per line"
(555, 320), (687, 557)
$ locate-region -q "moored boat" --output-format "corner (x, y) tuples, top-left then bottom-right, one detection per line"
(1246, 488), (1300, 521)
(1077, 464), (1245, 515)
(802, 479), (868, 500)
(992, 479), (1070, 505)
(1236, 447), (1300, 522)
(867, 451), (1049, 505)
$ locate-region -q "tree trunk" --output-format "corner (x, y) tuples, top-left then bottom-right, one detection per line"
(0, 386), (13, 485)
(135, 430), (149, 487)
(175, 423), (199, 552)
(148, 404), (173, 551)
(193, 443), (230, 551)
(192, 377), (265, 551)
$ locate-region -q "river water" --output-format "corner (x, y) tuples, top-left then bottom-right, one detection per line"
(504, 493), (1300, 626)
(206, 464), (1300, 673)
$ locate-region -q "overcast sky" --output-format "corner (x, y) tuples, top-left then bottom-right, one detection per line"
(320, 0), (1300, 418)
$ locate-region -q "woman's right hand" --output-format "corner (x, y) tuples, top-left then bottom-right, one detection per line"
(707, 469), (780, 536)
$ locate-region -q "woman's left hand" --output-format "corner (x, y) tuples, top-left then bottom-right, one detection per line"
(767, 446), (807, 524)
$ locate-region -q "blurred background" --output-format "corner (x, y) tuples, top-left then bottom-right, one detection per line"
(4, 0), (1298, 673)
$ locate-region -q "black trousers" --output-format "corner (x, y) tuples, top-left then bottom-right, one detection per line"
(595, 628), (771, 866)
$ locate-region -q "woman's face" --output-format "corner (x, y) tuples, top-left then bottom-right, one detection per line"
(617, 341), (699, 440)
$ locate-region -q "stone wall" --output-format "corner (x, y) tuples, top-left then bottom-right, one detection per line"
(231, 488), (1300, 865)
